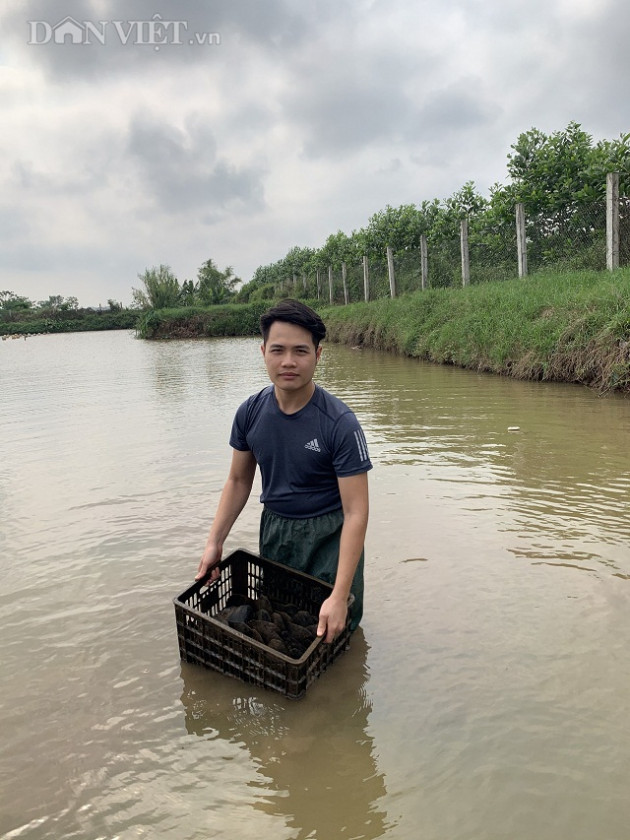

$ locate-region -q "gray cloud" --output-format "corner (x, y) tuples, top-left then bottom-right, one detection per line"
(405, 82), (500, 153)
(280, 52), (430, 157)
(0, 206), (35, 255)
(125, 112), (266, 214)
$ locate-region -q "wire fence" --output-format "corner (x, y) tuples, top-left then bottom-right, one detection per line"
(274, 180), (630, 304)
(524, 200), (607, 274)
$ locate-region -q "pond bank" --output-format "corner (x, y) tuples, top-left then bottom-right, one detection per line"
(135, 269), (630, 394)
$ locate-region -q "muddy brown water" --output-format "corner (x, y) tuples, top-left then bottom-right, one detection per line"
(1, 330), (629, 839)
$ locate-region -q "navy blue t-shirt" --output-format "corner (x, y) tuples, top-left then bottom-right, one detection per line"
(229, 384), (372, 518)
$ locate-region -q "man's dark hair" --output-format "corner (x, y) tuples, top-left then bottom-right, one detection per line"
(260, 299), (326, 348)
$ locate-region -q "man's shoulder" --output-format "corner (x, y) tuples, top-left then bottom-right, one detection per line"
(234, 386), (274, 428)
(239, 385), (274, 410)
(311, 385), (357, 423)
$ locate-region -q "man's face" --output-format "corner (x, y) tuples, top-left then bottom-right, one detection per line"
(261, 320), (322, 395)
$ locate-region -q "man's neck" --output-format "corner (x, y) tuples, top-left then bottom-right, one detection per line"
(274, 381), (316, 415)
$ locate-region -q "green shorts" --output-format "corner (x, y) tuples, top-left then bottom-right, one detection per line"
(259, 507), (364, 630)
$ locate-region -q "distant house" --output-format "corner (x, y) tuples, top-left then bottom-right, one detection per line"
(53, 17), (86, 45)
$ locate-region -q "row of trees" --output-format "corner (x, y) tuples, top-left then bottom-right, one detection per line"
(132, 260), (240, 309)
(0, 292), (91, 323)
(236, 122), (630, 301)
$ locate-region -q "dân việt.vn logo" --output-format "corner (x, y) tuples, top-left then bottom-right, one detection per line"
(27, 14), (221, 48)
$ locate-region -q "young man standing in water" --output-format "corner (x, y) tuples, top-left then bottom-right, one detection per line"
(195, 299), (372, 642)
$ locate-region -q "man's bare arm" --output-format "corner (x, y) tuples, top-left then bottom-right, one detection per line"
(317, 471), (369, 642)
(195, 449), (257, 582)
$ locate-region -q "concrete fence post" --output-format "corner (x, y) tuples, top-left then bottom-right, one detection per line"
(516, 203), (528, 278)
(460, 218), (470, 287)
(363, 256), (370, 302)
(341, 262), (349, 304)
(607, 172), (620, 271)
(386, 246), (397, 298)
(420, 234), (428, 290)
(328, 266), (333, 304)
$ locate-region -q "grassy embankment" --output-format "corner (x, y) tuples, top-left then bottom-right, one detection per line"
(135, 302), (269, 340)
(321, 269), (630, 393)
(140, 268), (630, 393)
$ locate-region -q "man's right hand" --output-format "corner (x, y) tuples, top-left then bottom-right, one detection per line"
(195, 543), (222, 584)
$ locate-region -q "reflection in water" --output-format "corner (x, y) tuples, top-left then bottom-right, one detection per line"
(179, 630), (393, 840)
(146, 336), (270, 402)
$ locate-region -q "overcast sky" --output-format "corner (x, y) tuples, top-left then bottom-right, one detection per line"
(1, 0), (629, 307)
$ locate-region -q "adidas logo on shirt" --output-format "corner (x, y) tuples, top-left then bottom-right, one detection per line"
(304, 438), (321, 452)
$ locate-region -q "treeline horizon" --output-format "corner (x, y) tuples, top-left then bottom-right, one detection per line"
(0, 292), (132, 323)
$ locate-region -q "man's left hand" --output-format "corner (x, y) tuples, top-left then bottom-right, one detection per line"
(317, 594), (348, 643)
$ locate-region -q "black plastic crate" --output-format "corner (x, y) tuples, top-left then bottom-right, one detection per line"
(173, 548), (353, 700)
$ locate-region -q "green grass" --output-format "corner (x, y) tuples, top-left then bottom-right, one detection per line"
(135, 302), (271, 339)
